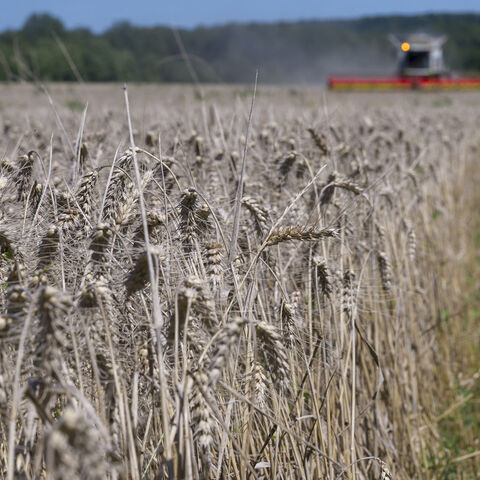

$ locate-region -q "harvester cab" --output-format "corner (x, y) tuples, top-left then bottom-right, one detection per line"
(390, 33), (447, 79)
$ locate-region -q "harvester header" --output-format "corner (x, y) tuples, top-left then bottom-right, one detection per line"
(328, 33), (480, 91)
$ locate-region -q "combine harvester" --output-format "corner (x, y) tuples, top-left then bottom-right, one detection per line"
(328, 33), (480, 91)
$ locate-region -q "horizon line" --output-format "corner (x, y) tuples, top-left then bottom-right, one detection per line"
(1, 10), (479, 35)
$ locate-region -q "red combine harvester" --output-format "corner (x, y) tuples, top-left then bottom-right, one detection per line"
(328, 33), (480, 91)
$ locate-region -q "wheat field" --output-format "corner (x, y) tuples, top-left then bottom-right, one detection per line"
(0, 83), (478, 479)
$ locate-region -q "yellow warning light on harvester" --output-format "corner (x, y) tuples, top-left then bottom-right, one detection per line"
(401, 42), (410, 52)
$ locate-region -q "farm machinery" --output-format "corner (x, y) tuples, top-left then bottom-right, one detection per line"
(328, 33), (480, 91)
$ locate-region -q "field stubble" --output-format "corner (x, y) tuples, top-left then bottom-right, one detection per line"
(0, 83), (478, 479)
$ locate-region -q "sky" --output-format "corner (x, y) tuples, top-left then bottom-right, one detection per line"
(2, 1), (480, 32)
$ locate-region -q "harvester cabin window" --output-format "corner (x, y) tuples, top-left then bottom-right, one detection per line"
(406, 51), (429, 69)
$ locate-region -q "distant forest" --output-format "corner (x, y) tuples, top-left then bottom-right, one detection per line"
(1, 13), (480, 83)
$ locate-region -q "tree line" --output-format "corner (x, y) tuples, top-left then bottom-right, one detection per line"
(1, 13), (480, 83)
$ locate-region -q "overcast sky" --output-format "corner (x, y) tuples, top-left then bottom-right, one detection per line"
(3, 1), (480, 32)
